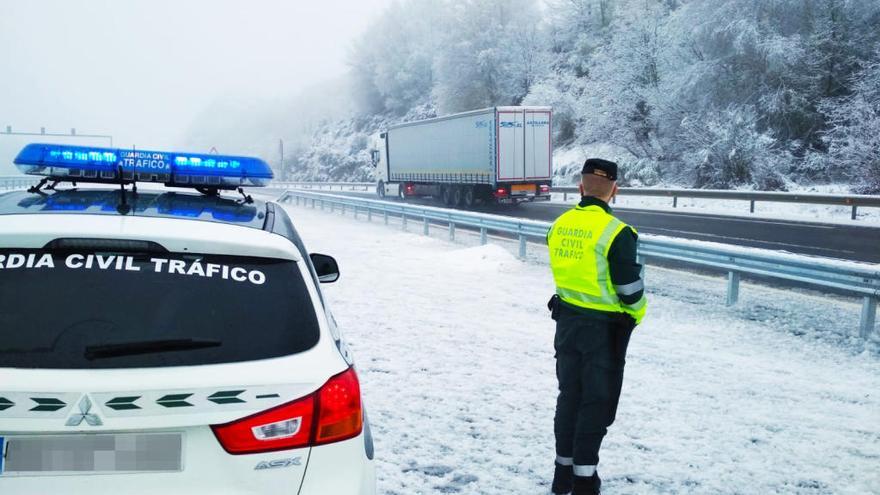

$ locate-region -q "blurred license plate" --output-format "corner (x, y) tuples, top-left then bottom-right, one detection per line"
(3, 433), (182, 475)
(511, 184), (536, 195)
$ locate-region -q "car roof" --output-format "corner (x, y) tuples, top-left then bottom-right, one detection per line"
(0, 187), (268, 230)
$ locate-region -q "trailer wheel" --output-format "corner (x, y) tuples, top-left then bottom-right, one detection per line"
(452, 186), (464, 207)
(376, 181), (386, 199)
(441, 186), (454, 206)
(462, 186), (475, 208)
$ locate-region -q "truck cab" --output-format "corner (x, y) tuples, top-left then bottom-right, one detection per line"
(369, 133), (398, 199)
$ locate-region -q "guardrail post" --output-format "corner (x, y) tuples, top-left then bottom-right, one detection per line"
(384, 211), (388, 225)
(320, 200), (325, 211)
(860, 297), (876, 339)
(367, 209), (372, 222)
(480, 227), (488, 245)
(311, 199), (316, 209)
(341, 204), (345, 215)
(423, 218), (429, 235)
(673, 196), (678, 208)
(353, 206), (358, 219)
(518, 234), (527, 259)
(726, 271), (740, 306)
(448, 222), (455, 241)
(563, 191), (568, 201)
(329, 203), (334, 213)
(749, 200), (755, 213)
(402, 214), (407, 231)
(852, 205), (858, 220)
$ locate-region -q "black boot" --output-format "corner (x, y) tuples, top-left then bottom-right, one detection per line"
(572, 472), (601, 495)
(551, 462), (573, 494)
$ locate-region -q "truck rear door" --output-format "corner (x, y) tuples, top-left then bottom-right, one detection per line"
(497, 110), (525, 182)
(498, 108), (552, 183)
(525, 110), (552, 180)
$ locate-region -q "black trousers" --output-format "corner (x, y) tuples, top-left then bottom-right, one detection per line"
(553, 305), (634, 466)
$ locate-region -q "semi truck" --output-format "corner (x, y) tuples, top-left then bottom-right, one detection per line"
(369, 106), (552, 206)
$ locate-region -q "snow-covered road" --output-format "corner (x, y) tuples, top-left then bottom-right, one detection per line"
(281, 202), (880, 495)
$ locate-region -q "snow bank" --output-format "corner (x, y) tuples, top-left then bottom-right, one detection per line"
(281, 202), (880, 495)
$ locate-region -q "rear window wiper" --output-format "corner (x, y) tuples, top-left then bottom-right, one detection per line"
(84, 339), (222, 361)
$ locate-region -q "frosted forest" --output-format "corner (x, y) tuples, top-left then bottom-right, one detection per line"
(187, 0), (880, 193)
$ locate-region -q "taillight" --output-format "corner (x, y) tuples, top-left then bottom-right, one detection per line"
(494, 187), (508, 198)
(211, 368), (362, 455)
(315, 366), (363, 445)
(211, 394), (315, 454)
(540, 184), (550, 194)
(405, 183), (415, 194)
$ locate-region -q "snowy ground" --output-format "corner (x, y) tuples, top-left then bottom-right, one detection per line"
(279, 201), (880, 495)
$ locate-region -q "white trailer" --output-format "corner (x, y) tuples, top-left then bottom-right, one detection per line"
(370, 106), (552, 206)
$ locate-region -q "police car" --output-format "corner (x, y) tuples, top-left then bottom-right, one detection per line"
(0, 144), (376, 494)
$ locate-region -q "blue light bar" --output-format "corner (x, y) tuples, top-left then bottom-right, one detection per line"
(13, 143), (273, 189)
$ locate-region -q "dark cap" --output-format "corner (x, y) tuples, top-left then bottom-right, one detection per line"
(581, 158), (618, 181)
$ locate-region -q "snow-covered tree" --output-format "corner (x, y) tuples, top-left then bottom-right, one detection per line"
(276, 0), (880, 188)
(349, 0), (442, 115)
(432, 0), (546, 113)
(822, 52), (880, 193)
(679, 106), (789, 190)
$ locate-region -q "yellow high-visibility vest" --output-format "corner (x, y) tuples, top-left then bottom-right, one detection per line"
(548, 204), (647, 324)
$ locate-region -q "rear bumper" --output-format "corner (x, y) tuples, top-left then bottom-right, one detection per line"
(500, 194), (551, 204)
(298, 432), (376, 495)
(0, 429), (375, 495)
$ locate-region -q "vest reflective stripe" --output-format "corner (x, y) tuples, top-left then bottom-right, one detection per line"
(593, 216), (625, 305)
(623, 295), (647, 312)
(614, 279), (644, 296)
(549, 205), (646, 323)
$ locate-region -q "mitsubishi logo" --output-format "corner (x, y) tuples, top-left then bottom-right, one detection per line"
(65, 395), (103, 427)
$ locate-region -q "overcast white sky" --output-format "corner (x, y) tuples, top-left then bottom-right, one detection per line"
(0, 0), (392, 156)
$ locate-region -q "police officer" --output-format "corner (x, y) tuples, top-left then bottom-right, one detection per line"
(547, 158), (647, 495)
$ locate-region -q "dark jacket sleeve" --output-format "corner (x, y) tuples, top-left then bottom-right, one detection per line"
(607, 227), (644, 305)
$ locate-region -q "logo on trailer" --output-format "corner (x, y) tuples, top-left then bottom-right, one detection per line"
(65, 395), (103, 427)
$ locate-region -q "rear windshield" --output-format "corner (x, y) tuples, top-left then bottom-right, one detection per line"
(0, 249), (320, 369)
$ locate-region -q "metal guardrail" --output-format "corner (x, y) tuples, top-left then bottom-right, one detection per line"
(0, 176), (34, 191)
(7, 177), (878, 219)
(272, 181), (880, 220)
(278, 189), (879, 339)
(554, 186), (880, 220)
(272, 181), (374, 191)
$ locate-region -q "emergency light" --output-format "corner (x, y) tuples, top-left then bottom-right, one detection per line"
(14, 143), (273, 189)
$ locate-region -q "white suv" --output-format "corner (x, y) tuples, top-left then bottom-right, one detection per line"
(0, 144), (376, 494)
